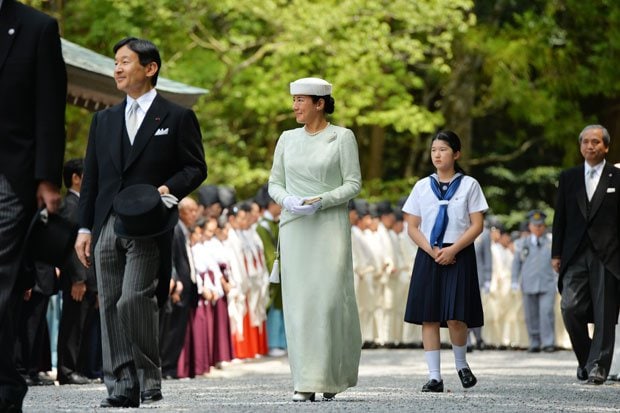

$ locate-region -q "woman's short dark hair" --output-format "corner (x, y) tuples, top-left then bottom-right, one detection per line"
(431, 130), (466, 174)
(113, 37), (162, 87)
(432, 130), (462, 153)
(311, 95), (335, 115)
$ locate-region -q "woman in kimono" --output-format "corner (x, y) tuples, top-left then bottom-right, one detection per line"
(268, 77), (362, 402)
(402, 131), (487, 393)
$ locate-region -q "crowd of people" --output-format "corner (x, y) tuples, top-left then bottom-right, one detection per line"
(17, 179), (576, 383)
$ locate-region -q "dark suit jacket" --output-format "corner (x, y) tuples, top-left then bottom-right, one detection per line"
(59, 191), (97, 292)
(78, 93), (207, 305)
(171, 222), (198, 308)
(552, 162), (620, 292)
(0, 0), (66, 210)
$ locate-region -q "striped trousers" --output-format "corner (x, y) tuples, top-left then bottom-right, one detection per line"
(95, 214), (161, 400)
(0, 175), (28, 404)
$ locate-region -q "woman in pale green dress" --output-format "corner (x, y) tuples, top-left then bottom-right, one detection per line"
(268, 77), (362, 402)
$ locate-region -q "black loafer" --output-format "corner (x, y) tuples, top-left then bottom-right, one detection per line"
(100, 395), (139, 408)
(576, 366), (588, 381)
(587, 365), (606, 385)
(458, 367), (478, 388)
(141, 389), (163, 404)
(421, 379), (444, 392)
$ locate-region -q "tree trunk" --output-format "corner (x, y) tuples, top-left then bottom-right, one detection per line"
(366, 125), (385, 180)
(441, 40), (482, 169)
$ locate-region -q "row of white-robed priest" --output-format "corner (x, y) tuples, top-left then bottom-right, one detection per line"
(62, 38), (208, 111)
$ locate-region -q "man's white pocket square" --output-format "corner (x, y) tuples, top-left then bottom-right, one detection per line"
(154, 128), (169, 136)
(607, 188), (616, 193)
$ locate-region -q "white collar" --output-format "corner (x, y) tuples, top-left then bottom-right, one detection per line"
(262, 210), (275, 221)
(430, 172), (463, 183)
(126, 88), (157, 113)
(69, 188), (80, 197)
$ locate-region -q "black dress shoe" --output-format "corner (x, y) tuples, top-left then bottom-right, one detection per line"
(458, 367), (478, 388)
(59, 372), (91, 385)
(576, 367), (588, 381)
(0, 399), (22, 413)
(542, 346), (556, 353)
(527, 347), (540, 353)
(100, 395), (139, 408)
(587, 365), (606, 385)
(141, 389), (163, 404)
(421, 379), (444, 392)
(476, 340), (486, 351)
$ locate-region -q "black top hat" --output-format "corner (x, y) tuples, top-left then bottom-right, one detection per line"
(113, 184), (179, 239)
(24, 208), (78, 268)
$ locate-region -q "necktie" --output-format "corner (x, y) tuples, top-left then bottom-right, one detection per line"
(126, 101), (140, 145)
(429, 173), (464, 248)
(586, 168), (596, 201)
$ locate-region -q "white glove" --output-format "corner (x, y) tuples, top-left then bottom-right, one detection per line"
(482, 281), (490, 294)
(283, 195), (302, 212)
(290, 202), (321, 215)
(511, 282), (519, 292)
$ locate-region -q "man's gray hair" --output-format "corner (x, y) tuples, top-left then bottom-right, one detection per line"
(579, 124), (610, 146)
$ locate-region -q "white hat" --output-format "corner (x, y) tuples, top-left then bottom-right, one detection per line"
(289, 77), (332, 96)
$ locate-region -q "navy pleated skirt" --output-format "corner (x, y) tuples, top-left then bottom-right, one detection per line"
(404, 243), (483, 328)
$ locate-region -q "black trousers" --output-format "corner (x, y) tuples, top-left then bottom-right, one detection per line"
(57, 290), (96, 381)
(0, 175), (29, 404)
(15, 291), (51, 376)
(561, 245), (619, 373)
(159, 300), (191, 377)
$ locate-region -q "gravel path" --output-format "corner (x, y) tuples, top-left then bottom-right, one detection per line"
(23, 348), (619, 412)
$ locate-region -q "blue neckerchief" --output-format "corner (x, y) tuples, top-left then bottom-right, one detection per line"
(429, 173), (463, 247)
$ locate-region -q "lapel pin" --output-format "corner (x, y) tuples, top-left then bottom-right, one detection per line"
(155, 117), (160, 121)
(8, 28), (15, 35)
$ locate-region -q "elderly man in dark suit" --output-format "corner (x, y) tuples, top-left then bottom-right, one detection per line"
(75, 37), (207, 408)
(0, 1), (66, 411)
(552, 124), (620, 385)
(159, 197), (199, 379)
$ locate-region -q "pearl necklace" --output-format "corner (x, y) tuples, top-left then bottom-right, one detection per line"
(304, 122), (330, 136)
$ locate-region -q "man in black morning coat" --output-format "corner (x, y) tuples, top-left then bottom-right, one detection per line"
(552, 124), (620, 385)
(75, 37), (206, 408)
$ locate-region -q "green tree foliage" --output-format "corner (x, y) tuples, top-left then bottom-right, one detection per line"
(460, 0), (620, 220)
(26, 0), (620, 220)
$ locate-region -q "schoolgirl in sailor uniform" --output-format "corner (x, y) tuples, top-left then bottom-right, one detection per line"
(402, 131), (487, 392)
